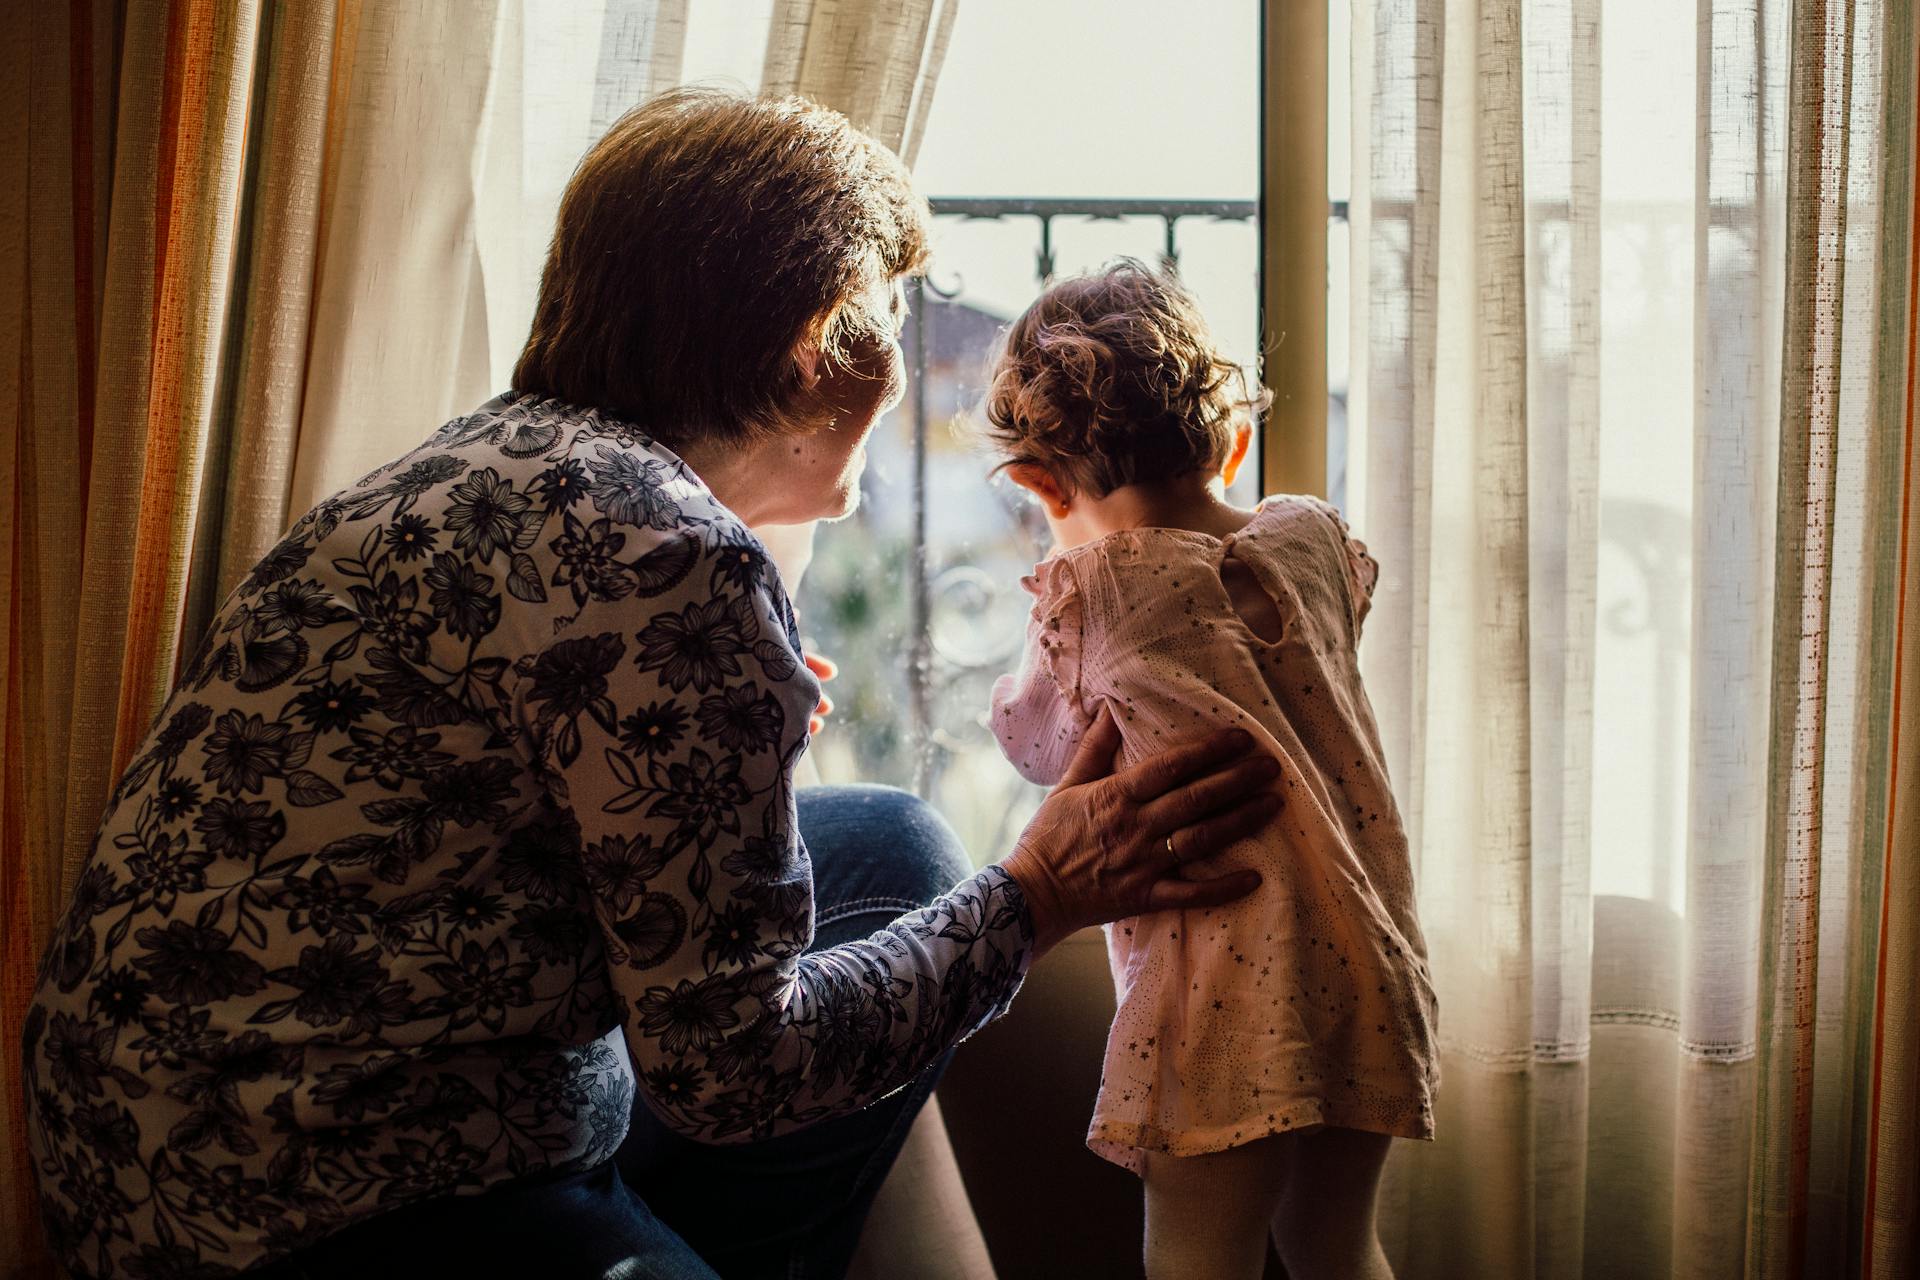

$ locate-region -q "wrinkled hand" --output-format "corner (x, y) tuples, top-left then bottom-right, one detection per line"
(999, 711), (1280, 957)
(803, 652), (836, 735)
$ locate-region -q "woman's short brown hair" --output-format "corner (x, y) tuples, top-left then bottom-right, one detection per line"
(983, 259), (1264, 497)
(513, 88), (929, 446)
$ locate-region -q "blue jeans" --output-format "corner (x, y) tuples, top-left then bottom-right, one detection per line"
(261, 785), (974, 1280)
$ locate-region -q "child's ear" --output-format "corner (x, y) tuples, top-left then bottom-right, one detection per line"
(1220, 422), (1254, 488)
(1006, 463), (1073, 519)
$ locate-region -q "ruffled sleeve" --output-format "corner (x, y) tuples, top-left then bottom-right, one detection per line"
(989, 555), (1094, 786)
(1302, 496), (1380, 631)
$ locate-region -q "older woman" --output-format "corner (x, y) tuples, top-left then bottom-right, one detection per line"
(21, 90), (1277, 1280)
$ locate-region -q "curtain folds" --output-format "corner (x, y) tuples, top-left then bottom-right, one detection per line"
(70, 0), (259, 902)
(2, 5), (118, 1270)
(1352, 0), (1915, 1275)
(1750, 3), (1873, 1268)
(179, 0), (339, 651)
(764, 0), (957, 166)
(280, 0), (509, 514)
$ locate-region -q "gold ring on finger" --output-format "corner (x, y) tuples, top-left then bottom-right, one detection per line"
(1166, 832), (1178, 859)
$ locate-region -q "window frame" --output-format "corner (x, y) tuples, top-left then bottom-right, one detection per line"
(1258, 0), (1330, 497)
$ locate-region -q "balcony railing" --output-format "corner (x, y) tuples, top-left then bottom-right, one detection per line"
(930, 197), (1261, 283)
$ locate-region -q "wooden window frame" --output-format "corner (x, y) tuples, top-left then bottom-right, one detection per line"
(1259, 0), (1330, 497)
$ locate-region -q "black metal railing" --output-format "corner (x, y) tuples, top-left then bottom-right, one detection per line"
(932, 197), (1262, 282)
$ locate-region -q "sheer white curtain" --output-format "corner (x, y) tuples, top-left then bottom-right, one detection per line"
(1348, 0), (1909, 1274)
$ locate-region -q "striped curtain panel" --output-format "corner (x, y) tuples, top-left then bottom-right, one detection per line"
(1348, 0), (1916, 1275)
(3, 4), (266, 1272)
(1863, 7), (1919, 1274)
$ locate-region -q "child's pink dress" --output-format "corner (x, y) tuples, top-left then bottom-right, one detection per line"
(991, 496), (1438, 1171)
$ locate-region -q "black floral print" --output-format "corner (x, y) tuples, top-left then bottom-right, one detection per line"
(289, 679), (375, 733)
(423, 553), (502, 641)
(618, 699), (690, 757)
(697, 683), (785, 755)
(384, 513), (439, 562)
(194, 798), (285, 861)
(23, 394), (1033, 1277)
(442, 467), (531, 564)
(634, 597), (751, 694)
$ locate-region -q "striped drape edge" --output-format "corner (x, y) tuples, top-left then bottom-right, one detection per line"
(2, 4), (120, 1275)
(176, 0), (276, 654)
(1862, 4), (1920, 1273)
(4, 1), (264, 1275)
(1749, 0), (1868, 1274)
(57, 0), (257, 896)
(1861, 393), (1918, 1276)
(2, 13), (44, 1268)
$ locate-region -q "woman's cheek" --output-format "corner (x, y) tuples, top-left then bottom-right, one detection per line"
(881, 341), (906, 413)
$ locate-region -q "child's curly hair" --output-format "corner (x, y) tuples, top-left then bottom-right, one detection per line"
(983, 259), (1266, 498)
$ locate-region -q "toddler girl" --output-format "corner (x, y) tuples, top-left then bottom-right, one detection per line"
(985, 261), (1437, 1280)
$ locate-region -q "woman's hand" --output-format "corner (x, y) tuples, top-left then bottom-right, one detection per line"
(999, 711), (1281, 956)
(804, 652), (836, 734)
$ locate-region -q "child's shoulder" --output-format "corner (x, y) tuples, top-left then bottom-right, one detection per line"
(1249, 491), (1344, 529)
(1243, 493), (1380, 610)
(1019, 498), (1373, 611)
(1239, 494), (1369, 555)
(1023, 525), (1228, 599)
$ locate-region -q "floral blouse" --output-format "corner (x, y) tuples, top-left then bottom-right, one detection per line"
(22, 394), (1034, 1277)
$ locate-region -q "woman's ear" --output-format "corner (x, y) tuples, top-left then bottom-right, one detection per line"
(792, 339), (825, 391)
(1220, 422), (1254, 488)
(1007, 463), (1073, 519)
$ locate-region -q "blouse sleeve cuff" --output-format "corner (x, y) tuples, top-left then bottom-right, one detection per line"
(956, 864), (1038, 1031)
